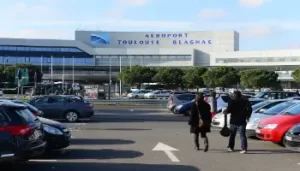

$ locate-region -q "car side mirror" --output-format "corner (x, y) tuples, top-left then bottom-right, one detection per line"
(38, 110), (44, 116)
(258, 109), (265, 113)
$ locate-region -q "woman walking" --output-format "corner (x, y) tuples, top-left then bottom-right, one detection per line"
(188, 93), (212, 152)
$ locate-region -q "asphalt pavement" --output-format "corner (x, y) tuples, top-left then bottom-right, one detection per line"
(11, 108), (300, 171)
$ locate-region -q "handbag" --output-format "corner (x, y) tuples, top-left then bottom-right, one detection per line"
(220, 114), (230, 137)
(196, 104), (204, 128)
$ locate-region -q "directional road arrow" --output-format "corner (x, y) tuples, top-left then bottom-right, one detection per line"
(152, 142), (180, 162)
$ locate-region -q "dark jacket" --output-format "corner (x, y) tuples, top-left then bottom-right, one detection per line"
(189, 100), (212, 133)
(226, 97), (252, 125)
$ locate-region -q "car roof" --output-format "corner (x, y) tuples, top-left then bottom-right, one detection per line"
(0, 99), (26, 108)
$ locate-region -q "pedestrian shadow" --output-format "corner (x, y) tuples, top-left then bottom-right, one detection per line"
(208, 148), (298, 154)
(246, 149), (299, 154)
(82, 128), (152, 131)
(37, 149), (143, 160)
(89, 114), (189, 123)
(23, 162), (200, 171)
(71, 138), (135, 145)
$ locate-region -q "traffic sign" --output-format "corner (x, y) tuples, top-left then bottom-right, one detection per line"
(15, 68), (29, 86)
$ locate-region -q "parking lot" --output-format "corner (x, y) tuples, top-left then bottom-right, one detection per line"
(10, 108), (300, 171)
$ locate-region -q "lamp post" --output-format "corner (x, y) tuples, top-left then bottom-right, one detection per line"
(108, 57), (112, 100)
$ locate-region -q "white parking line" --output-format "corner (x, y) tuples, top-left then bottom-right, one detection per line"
(29, 159), (57, 162)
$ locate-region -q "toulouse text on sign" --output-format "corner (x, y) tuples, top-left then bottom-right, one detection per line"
(117, 33), (212, 45)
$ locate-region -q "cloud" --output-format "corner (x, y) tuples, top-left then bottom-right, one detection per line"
(0, 29), (73, 39)
(119, 0), (151, 6)
(198, 9), (227, 19)
(239, 0), (272, 8)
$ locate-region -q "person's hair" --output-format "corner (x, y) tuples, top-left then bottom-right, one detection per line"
(211, 91), (216, 97)
(233, 90), (242, 99)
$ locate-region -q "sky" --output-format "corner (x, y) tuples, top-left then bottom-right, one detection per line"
(1, 0), (300, 50)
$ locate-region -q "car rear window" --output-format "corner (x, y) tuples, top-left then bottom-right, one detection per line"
(177, 94), (195, 101)
(6, 107), (37, 124)
(220, 96), (230, 103)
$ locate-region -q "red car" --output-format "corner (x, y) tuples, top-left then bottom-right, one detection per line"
(255, 102), (300, 145)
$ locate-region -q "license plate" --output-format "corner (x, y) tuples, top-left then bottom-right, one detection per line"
(285, 136), (292, 141)
(255, 129), (261, 133)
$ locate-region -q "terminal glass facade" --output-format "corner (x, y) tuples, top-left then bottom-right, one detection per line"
(215, 57), (300, 63)
(96, 55), (192, 67)
(0, 45), (94, 66)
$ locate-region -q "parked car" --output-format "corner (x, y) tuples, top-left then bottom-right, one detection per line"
(38, 117), (71, 150)
(144, 90), (170, 99)
(254, 91), (300, 100)
(175, 93), (231, 116)
(0, 100), (46, 164)
(285, 124), (300, 152)
(0, 89), (3, 96)
(173, 99), (195, 116)
(246, 99), (295, 137)
(127, 90), (150, 98)
(167, 93), (196, 113)
(28, 95), (94, 122)
(211, 98), (266, 128)
(256, 101), (300, 145)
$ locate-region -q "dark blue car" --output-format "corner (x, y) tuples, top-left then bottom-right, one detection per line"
(173, 99), (195, 116)
(174, 94), (231, 116)
(28, 95), (94, 122)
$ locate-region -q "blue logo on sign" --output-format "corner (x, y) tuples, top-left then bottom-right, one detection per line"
(90, 33), (110, 45)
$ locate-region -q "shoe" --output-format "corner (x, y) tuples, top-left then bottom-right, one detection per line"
(204, 144), (209, 152)
(195, 147), (200, 150)
(240, 150), (247, 154)
(227, 148), (233, 152)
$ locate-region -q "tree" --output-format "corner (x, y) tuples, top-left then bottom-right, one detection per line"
(3, 64), (43, 83)
(202, 66), (239, 87)
(240, 69), (281, 89)
(292, 68), (300, 84)
(153, 67), (184, 88)
(117, 65), (156, 88)
(182, 67), (207, 90)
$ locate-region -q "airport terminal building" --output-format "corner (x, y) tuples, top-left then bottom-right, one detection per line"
(0, 30), (298, 88)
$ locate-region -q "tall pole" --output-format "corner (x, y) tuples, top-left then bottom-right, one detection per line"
(51, 56), (53, 94)
(72, 56), (74, 84)
(108, 57), (112, 100)
(119, 56), (122, 97)
(62, 56), (65, 91)
(130, 56), (132, 70)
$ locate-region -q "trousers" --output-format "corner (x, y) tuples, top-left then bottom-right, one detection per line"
(194, 131), (208, 148)
(228, 124), (248, 150)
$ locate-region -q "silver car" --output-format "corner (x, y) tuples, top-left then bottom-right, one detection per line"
(246, 100), (300, 137)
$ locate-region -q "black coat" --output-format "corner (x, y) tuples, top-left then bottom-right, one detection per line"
(189, 100), (212, 134)
(226, 97), (252, 125)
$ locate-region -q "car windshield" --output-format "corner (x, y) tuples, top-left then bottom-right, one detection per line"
(249, 100), (264, 106)
(264, 102), (296, 115)
(13, 100), (39, 112)
(254, 92), (265, 98)
(252, 101), (269, 111)
(280, 103), (300, 116)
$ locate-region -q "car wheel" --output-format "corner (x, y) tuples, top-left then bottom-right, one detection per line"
(280, 135), (287, 147)
(171, 107), (176, 114)
(135, 95), (138, 98)
(65, 111), (79, 122)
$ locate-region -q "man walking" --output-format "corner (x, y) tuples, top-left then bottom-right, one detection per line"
(224, 90), (252, 154)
